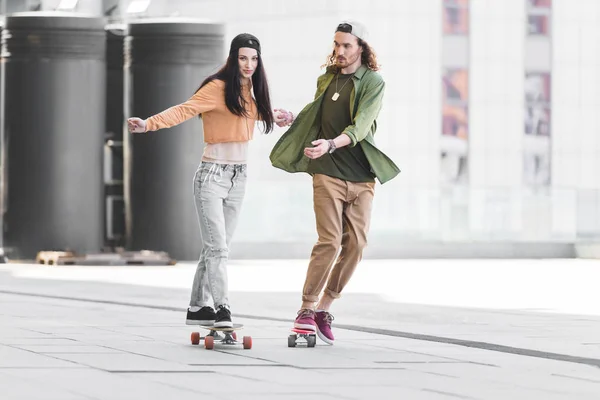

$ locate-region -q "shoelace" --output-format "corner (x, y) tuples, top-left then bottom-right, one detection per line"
(217, 305), (231, 314)
(297, 309), (314, 318)
(321, 312), (334, 325)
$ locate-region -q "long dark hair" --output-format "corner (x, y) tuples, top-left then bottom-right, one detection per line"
(196, 48), (274, 133)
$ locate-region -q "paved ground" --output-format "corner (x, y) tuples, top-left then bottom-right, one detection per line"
(1, 259), (600, 399)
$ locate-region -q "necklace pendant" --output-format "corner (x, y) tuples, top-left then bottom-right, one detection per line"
(331, 92), (340, 101)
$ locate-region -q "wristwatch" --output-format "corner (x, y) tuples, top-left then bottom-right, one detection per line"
(327, 139), (337, 153)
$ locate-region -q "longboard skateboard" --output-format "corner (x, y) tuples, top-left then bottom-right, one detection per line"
(288, 327), (317, 348)
(190, 324), (251, 350)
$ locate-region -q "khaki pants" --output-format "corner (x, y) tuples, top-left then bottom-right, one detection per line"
(302, 174), (375, 304)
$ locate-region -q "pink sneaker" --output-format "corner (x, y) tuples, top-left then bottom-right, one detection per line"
(294, 309), (316, 331)
(315, 311), (335, 345)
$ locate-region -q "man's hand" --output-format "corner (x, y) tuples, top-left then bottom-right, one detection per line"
(127, 117), (147, 133)
(304, 139), (330, 159)
(274, 108), (293, 127)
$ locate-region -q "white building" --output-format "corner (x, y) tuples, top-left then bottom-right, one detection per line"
(13, 0), (600, 257)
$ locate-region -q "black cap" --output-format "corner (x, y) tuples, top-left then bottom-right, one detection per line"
(230, 33), (261, 54)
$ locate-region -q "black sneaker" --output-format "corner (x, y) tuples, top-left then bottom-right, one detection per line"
(186, 306), (216, 326)
(214, 305), (233, 328)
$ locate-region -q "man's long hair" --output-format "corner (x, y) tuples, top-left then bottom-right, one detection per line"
(196, 49), (274, 133)
(323, 38), (380, 72)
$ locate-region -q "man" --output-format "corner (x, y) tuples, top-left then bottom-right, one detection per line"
(270, 21), (400, 345)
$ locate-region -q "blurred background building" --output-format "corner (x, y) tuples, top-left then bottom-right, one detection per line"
(1, 0), (599, 260)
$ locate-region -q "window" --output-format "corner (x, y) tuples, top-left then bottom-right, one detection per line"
(526, 0), (551, 36)
(523, 72), (551, 186)
(443, 0), (470, 35)
(441, 1), (469, 185)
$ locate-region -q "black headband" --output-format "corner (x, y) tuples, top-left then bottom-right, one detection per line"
(230, 33), (261, 54)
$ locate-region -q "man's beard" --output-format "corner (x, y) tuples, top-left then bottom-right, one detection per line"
(336, 53), (358, 67)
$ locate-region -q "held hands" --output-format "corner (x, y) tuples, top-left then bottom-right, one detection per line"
(274, 108), (294, 127)
(304, 139), (330, 159)
(127, 117), (147, 133)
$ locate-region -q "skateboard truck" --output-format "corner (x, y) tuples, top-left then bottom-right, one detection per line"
(190, 324), (251, 350)
(288, 328), (316, 348)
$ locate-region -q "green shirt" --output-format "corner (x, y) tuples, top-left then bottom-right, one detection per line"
(270, 65), (400, 184)
(307, 73), (375, 182)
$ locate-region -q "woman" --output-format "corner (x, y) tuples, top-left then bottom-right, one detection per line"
(128, 33), (274, 328)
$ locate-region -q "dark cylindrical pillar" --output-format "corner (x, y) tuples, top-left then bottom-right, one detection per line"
(0, 22), (4, 254)
(125, 20), (224, 261)
(3, 12), (106, 259)
(106, 24), (125, 142)
(104, 24), (125, 247)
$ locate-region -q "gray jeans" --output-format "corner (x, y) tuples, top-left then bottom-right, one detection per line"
(189, 161), (247, 309)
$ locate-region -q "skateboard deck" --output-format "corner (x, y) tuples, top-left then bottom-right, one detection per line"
(289, 327), (317, 348)
(190, 324), (251, 350)
(199, 323), (243, 332)
(291, 327), (314, 334)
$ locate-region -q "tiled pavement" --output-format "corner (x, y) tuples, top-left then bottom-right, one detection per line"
(1, 260), (599, 399)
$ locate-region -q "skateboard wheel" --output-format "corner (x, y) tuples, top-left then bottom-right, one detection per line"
(307, 335), (317, 348)
(205, 335), (215, 350)
(232, 331), (237, 341)
(288, 334), (297, 348)
(191, 332), (200, 345)
(243, 336), (252, 349)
